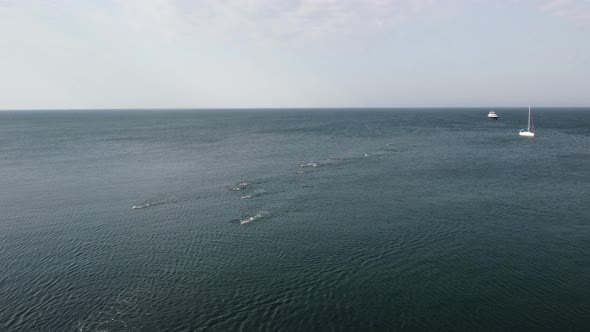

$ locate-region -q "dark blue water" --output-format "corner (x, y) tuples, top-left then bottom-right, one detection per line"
(1, 109), (589, 331)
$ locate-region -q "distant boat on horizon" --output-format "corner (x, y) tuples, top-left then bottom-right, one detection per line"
(519, 106), (535, 137)
(488, 111), (498, 120)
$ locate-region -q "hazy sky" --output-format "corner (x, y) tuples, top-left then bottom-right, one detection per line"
(1, 0), (589, 109)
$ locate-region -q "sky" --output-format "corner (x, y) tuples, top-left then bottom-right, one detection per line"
(0, 0), (589, 109)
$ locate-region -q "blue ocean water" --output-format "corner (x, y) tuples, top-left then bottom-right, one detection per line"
(0, 108), (589, 331)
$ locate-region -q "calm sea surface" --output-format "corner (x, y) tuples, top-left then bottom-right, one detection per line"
(1, 109), (589, 331)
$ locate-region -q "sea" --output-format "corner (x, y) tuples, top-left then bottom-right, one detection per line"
(0, 108), (589, 331)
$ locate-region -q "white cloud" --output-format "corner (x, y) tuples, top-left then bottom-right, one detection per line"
(1, 0), (588, 109)
(94, 0), (452, 45)
(540, 0), (590, 22)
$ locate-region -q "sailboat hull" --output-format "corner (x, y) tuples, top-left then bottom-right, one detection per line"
(519, 131), (535, 137)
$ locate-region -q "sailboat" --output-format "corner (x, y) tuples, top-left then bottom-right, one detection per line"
(519, 106), (535, 137)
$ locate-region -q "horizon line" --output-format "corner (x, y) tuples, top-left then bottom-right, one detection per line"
(1, 106), (590, 112)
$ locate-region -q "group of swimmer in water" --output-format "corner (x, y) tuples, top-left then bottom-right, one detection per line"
(232, 182), (258, 224)
(132, 153), (370, 223)
(239, 155), (368, 224)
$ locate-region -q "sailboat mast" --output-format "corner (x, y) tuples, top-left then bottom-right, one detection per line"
(528, 106), (531, 130)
